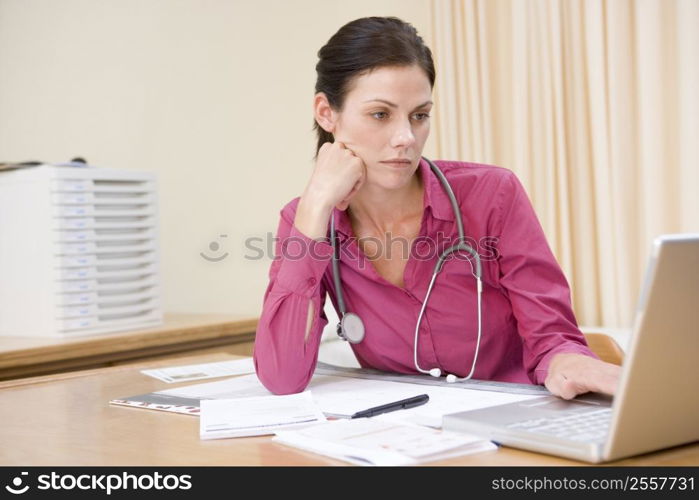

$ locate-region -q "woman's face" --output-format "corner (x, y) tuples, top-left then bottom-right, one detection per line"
(322, 64), (433, 191)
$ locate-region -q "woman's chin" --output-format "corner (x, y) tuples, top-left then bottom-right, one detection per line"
(375, 167), (418, 189)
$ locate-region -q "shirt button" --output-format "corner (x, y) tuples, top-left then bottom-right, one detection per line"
(308, 277), (317, 286)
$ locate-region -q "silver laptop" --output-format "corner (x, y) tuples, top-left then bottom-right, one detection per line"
(443, 234), (699, 463)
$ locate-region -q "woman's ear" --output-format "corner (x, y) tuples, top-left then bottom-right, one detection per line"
(313, 92), (336, 133)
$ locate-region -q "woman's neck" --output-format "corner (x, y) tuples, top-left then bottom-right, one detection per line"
(347, 172), (424, 234)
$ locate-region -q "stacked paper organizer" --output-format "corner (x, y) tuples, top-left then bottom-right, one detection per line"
(0, 164), (163, 337)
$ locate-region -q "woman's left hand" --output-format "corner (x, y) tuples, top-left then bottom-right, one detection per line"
(544, 353), (621, 400)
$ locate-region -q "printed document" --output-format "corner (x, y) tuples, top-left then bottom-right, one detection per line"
(140, 358), (255, 383)
(273, 418), (496, 466)
(200, 391), (326, 440)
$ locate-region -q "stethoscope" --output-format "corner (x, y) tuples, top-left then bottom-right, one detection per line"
(330, 157), (483, 383)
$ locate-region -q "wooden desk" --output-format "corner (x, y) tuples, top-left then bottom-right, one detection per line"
(0, 314), (258, 381)
(0, 353), (696, 466)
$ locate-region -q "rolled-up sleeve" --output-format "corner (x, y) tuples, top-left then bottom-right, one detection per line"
(495, 172), (597, 384)
(253, 201), (334, 394)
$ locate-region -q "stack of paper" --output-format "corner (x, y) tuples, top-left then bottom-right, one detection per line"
(273, 418), (496, 466)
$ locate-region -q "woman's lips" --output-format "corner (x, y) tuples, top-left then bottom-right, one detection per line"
(380, 160), (412, 168)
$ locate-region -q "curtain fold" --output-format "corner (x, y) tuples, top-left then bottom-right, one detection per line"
(429, 0), (699, 327)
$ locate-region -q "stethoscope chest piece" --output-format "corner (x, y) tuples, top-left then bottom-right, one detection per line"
(337, 312), (365, 344)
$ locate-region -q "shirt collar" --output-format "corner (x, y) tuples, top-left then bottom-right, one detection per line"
(331, 157), (454, 238)
(420, 157), (455, 222)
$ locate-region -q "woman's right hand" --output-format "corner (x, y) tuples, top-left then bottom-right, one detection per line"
(294, 142), (366, 240)
(307, 141), (366, 211)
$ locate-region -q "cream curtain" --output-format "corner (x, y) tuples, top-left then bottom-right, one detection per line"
(429, 0), (699, 327)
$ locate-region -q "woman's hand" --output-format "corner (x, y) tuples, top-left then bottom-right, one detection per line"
(544, 353), (621, 400)
(294, 142), (366, 240)
(307, 141), (366, 211)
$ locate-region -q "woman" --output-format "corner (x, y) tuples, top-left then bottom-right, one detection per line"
(254, 17), (620, 399)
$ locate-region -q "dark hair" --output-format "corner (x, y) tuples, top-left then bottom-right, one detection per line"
(313, 17), (436, 156)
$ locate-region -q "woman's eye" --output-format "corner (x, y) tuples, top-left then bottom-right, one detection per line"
(370, 111), (430, 121)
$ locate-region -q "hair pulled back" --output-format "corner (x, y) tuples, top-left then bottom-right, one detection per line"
(313, 17), (435, 155)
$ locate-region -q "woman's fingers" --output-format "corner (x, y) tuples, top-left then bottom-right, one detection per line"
(345, 165), (367, 200)
(545, 354), (621, 399)
(313, 141), (367, 211)
(583, 363), (621, 396)
(329, 142), (366, 211)
(545, 373), (581, 400)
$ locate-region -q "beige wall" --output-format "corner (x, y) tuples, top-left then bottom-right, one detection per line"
(0, 0), (435, 316)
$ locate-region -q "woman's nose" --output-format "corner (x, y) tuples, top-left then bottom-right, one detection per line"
(390, 122), (416, 148)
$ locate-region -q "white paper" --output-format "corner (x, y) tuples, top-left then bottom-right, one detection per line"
(200, 391), (326, 440)
(140, 358), (255, 383)
(153, 373), (538, 424)
(273, 418), (496, 466)
(373, 384), (538, 428)
(307, 375), (434, 417)
(157, 373), (270, 399)
(305, 375), (538, 422)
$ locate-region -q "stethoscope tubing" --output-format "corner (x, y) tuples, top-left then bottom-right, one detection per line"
(330, 157), (483, 382)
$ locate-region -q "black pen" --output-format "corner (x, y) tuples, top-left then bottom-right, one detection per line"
(350, 394), (430, 419)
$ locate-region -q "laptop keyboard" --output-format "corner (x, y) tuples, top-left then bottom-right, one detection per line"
(506, 408), (612, 442)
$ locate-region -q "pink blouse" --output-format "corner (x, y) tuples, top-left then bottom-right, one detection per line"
(254, 159), (596, 394)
